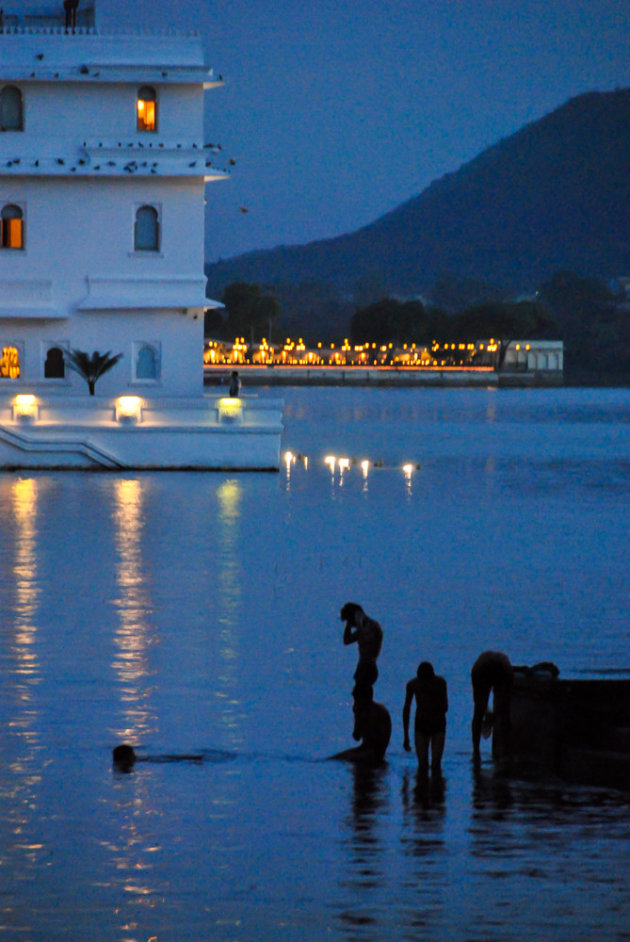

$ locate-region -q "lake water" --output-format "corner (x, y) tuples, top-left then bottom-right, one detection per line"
(1, 385), (629, 941)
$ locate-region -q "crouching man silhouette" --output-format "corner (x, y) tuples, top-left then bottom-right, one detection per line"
(330, 687), (392, 765)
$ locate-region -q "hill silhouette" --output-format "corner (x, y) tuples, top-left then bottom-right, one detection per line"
(206, 89), (630, 300)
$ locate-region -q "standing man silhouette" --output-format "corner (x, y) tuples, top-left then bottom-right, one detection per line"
(403, 661), (448, 774)
(340, 602), (383, 696)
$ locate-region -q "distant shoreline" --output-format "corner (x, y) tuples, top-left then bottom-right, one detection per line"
(204, 365), (565, 389)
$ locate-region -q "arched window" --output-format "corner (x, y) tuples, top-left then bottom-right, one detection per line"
(0, 345), (20, 378)
(44, 346), (65, 379)
(0, 85), (23, 132)
(137, 86), (157, 132)
(135, 343), (159, 380)
(0, 204), (24, 249)
(134, 205), (159, 251)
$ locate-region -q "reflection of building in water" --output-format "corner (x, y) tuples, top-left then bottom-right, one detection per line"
(107, 478), (162, 927)
(112, 478), (157, 744)
(10, 478), (41, 692)
(217, 479), (242, 619)
(3, 477), (46, 894)
(215, 479), (244, 742)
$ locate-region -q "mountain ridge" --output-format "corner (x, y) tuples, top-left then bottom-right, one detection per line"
(206, 89), (630, 299)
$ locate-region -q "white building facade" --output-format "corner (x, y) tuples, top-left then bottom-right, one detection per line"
(501, 340), (564, 375)
(0, 1), (283, 469)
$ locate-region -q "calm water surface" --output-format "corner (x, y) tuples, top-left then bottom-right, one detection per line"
(1, 386), (629, 941)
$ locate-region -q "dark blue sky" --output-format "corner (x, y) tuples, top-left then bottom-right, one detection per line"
(105, 0), (629, 262)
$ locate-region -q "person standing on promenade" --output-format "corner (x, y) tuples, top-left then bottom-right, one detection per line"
(403, 661), (448, 774)
(471, 650), (514, 761)
(228, 370), (241, 397)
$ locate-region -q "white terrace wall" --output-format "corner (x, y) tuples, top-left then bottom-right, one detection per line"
(0, 24), (223, 400)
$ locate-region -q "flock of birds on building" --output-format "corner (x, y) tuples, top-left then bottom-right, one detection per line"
(2, 53), (239, 193)
(4, 143), (233, 175)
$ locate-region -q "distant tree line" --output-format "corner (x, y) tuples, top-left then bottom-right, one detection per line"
(348, 297), (557, 349)
(206, 270), (630, 380)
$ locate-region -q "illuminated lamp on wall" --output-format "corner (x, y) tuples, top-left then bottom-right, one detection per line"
(217, 397), (243, 424)
(115, 395), (143, 424)
(12, 394), (38, 424)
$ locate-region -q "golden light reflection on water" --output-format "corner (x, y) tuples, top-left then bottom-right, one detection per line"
(289, 451), (419, 497)
(111, 479), (156, 744)
(11, 478), (41, 692)
(217, 479), (242, 617)
(108, 479), (163, 915)
(215, 479), (244, 740)
(3, 477), (46, 888)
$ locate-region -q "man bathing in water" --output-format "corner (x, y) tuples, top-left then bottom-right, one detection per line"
(340, 602), (383, 692)
(471, 650), (514, 761)
(112, 744), (204, 772)
(403, 661), (448, 774)
(331, 688), (392, 765)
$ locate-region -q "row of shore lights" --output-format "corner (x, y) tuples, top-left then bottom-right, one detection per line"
(284, 450), (420, 479)
(206, 338), (435, 365)
(205, 337), (515, 366)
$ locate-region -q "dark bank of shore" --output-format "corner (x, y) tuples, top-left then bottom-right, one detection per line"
(205, 365), (569, 389)
(564, 369), (630, 388)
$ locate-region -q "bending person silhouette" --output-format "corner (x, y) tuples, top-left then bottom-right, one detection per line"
(340, 602), (383, 694)
(331, 688), (392, 765)
(471, 650), (513, 761)
(403, 661), (448, 774)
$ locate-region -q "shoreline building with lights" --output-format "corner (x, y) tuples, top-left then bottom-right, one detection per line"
(0, 0), (283, 469)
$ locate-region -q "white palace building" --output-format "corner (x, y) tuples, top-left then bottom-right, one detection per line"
(0, 0), (283, 469)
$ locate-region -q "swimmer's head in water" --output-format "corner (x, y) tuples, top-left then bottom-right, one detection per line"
(112, 743), (137, 771)
(340, 602), (363, 623)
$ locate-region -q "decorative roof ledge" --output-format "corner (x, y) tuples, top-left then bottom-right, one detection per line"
(79, 274), (208, 311)
(0, 25), (202, 38)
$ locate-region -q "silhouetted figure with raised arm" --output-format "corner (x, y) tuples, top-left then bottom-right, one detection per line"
(471, 650), (513, 762)
(340, 602), (383, 695)
(330, 688), (392, 765)
(403, 661), (448, 774)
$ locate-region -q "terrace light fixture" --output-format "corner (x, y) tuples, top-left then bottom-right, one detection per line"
(218, 396), (243, 424)
(13, 394), (38, 424)
(115, 395), (143, 424)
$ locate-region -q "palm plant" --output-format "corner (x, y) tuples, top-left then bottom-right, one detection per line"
(64, 348), (123, 396)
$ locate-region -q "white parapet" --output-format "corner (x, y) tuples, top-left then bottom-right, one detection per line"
(0, 392), (284, 470)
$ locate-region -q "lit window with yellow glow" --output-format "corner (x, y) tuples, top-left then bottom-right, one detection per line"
(1, 345), (20, 378)
(137, 86), (157, 132)
(1, 203), (24, 249)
